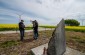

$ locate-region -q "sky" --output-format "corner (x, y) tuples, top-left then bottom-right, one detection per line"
(0, 0), (85, 25)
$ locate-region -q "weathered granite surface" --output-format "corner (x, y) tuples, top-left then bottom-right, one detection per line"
(47, 19), (66, 55)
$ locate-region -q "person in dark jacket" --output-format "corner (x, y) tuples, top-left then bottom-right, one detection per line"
(19, 20), (25, 41)
(32, 20), (38, 40)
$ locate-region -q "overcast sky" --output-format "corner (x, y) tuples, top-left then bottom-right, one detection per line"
(0, 0), (85, 25)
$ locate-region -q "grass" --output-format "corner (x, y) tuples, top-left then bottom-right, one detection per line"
(0, 40), (20, 48)
(39, 25), (56, 28)
(67, 36), (85, 44)
(0, 30), (85, 55)
(0, 30), (53, 55)
(66, 31), (85, 52)
(25, 27), (33, 30)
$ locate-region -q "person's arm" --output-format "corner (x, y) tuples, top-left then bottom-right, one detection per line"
(19, 22), (22, 28)
(32, 21), (36, 28)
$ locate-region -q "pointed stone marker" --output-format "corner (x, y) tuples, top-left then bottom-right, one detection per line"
(31, 19), (85, 55)
(47, 19), (66, 55)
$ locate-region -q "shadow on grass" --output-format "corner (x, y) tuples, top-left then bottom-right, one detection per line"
(22, 38), (34, 43)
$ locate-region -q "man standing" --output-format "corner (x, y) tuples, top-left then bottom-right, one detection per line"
(32, 20), (38, 40)
(19, 20), (25, 41)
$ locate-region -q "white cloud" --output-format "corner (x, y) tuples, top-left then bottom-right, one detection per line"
(0, 0), (85, 25)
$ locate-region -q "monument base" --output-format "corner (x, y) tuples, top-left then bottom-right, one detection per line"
(31, 43), (85, 55)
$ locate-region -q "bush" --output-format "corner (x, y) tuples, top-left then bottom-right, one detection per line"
(65, 19), (80, 26)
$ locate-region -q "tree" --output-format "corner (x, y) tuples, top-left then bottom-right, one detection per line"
(65, 19), (80, 26)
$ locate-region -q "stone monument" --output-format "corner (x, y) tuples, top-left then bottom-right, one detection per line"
(47, 19), (66, 55)
(31, 19), (85, 55)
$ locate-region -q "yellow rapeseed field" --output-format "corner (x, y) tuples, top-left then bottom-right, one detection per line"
(0, 24), (32, 31)
(65, 26), (85, 32)
(0, 24), (85, 32)
(0, 24), (18, 28)
(65, 26), (85, 30)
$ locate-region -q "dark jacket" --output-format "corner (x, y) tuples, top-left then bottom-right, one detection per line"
(19, 22), (25, 30)
(33, 21), (38, 30)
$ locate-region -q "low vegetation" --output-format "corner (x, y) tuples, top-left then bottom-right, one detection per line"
(65, 19), (80, 26)
(0, 30), (85, 55)
(0, 40), (20, 48)
(66, 31), (85, 52)
(39, 26), (56, 28)
(0, 24), (85, 33)
(0, 24), (32, 31)
(65, 26), (85, 32)
(40, 26), (85, 32)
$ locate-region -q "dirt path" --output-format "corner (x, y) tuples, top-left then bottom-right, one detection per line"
(0, 28), (53, 34)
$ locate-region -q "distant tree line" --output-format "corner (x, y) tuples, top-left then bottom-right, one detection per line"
(65, 19), (80, 26)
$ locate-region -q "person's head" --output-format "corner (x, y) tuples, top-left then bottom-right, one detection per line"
(34, 20), (37, 21)
(21, 20), (24, 22)
(32, 21), (35, 24)
(34, 20), (38, 23)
